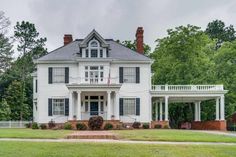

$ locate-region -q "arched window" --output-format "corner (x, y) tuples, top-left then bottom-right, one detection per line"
(90, 41), (98, 47)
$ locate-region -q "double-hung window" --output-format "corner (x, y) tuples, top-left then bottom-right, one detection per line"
(52, 99), (65, 115)
(123, 67), (136, 83)
(123, 98), (136, 115)
(52, 67), (65, 83)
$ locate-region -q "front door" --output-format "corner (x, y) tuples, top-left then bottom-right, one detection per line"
(90, 101), (99, 116)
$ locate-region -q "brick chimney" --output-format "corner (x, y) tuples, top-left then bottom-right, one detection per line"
(64, 34), (73, 45)
(136, 27), (144, 54)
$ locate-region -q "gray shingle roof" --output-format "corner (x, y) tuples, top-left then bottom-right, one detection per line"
(37, 39), (151, 62)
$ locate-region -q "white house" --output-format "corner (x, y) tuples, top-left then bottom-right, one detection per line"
(33, 27), (227, 130)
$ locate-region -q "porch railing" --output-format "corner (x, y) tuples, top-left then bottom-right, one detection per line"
(0, 121), (31, 128)
(151, 85), (224, 92)
(69, 77), (119, 85)
(81, 111), (107, 120)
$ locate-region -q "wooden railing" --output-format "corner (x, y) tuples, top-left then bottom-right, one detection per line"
(151, 85), (224, 91)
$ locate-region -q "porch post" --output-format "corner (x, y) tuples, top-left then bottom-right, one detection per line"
(115, 91), (119, 120)
(164, 96), (169, 121)
(220, 95), (225, 120)
(69, 91), (73, 120)
(76, 91), (81, 120)
(107, 91), (111, 120)
(198, 101), (201, 121)
(159, 100), (163, 121)
(194, 102), (198, 121)
(155, 100), (158, 121)
(216, 98), (220, 121)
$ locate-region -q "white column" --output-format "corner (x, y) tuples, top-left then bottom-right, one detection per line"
(220, 95), (225, 120)
(155, 100), (158, 121)
(69, 91), (73, 120)
(194, 102), (198, 121)
(198, 101), (201, 121)
(115, 91), (119, 120)
(216, 98), (220, 121)
(77, 91), (81, 120)
(159, 100), (163, 121)
(165, 96), (169, 121)
(107, 91), (111, 120)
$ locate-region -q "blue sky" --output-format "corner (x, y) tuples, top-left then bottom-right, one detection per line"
(1, 0), (236, 52)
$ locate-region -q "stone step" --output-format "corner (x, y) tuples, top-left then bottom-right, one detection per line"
(66, 131), (118, 140)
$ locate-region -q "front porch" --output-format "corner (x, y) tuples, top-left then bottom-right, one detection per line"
(67, 84), (121, 121)
(151, 85), (228, 130)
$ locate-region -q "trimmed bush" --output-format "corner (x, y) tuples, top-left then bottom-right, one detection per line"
(132, 122), (141, 129)
(88, 116), (103, 130)
(142, 123), (149, 129)
(104, 123), (113, 130)
(48, 120), (56, 129)
(40, 124), (47, 130)
(25, 123), (31, 128)
(64, 122), (72, 130)
(76, 123), (87, 130)
(32, 122), (39, 129)
(154, 124), (162, 129)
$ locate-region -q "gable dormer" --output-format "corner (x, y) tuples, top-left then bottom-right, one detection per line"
(79, 30), (109, 58)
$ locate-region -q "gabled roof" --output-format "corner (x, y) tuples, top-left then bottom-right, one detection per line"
(37, 31), (151, 62)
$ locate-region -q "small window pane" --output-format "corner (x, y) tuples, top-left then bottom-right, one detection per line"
(85, 102), (89, 112)
(90, 66), (99, 70)
(100, 96), (104, 100)
(90, 96), (99, 100)
(90, 41), (98, 47)
(100, 49), (103, 58)
(85, 96), (89, 100)
(91, 49), (98, 58)
(100, 102), (104, 112)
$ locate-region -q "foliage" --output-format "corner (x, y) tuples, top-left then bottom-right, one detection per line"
(142, 123), (149, 129)
(64, 122), (72, 130)
(48, 120), (56, 129)
(0, 99), (11, 120)
(132, 122), (141, 129)
(40, 124), (47, 130)
(0, 11), (10, 34)
(25, 123), (31, 128)
(104, 123), (113, 130)
(76, 123), (87, 130)
(88, 116), (103, 130)
(163, 125), (170, 129)
(121, 40), (151, 55)
(154, 124), (162, 129)
(32, 122), (39, 129)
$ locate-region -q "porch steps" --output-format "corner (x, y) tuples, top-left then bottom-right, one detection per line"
(66, 131), (118, 140)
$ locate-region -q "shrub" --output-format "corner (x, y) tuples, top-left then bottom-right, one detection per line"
(64, 122), (72, 130)
(154, 124), (162, 129)
(88, 116), (103, 130)
(76, 123), (87, 130)
(132, 122), (141, 129)
(25, 123), (31, 128)
(40, 124), (47, 130)
(32, 122), (39, 129)
(48, 120), (56, 129)
(142, 123), (149, 129)
(163, 124), (170, 129)
(104, 123), (113, 130)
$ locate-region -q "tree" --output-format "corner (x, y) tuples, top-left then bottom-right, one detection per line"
(121, 40), (151, 55)
(151, 25), (216, 128)
(205, 20), (236, 48)
(0, 11), (10, 34)
(0, 99), (11, 120)
(4, 81), (29, 120)
(0, 33), (14, 74)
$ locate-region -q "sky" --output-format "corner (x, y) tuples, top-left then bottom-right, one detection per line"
(1, 0), (236, 53)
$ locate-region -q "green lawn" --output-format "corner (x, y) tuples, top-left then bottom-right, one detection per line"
(0, 129), (73, 139)
(0, 141), (235, 157)
(113, 129), (236, 143)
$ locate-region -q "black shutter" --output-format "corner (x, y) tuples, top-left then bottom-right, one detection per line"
(35, 80), (38, 93)
(119, 67), (123, 83)
(48, 67), (53, 84)
(65, 67), (69, 83)
(119, 98), (123, 116)
(136, 67), (140, 83)
(65, 98), (69, 116)
(136, 98), (140, 116)
(48, 98), (52, 116)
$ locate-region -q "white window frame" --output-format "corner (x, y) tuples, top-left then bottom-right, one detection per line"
(123, 67), (136, 83)
(52, 67), (65, 83)
(84, 65), (104, 83)
(52, 99), (65, 116)
(123, 98), (136, 115)
(84, 39), (105, 58)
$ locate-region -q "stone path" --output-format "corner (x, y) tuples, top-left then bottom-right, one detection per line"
(0, 138), (236, 145)
(66, 131), (118, 139)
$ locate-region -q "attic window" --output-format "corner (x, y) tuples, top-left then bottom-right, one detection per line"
(90, 41), (98, 47)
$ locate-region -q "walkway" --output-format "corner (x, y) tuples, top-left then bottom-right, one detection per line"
(0, 138), (236, 146)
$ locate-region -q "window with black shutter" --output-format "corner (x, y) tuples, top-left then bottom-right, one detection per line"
(119, 98), (123, 116)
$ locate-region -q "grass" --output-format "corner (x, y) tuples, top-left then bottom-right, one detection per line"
(0, 141), (236, 157)
(0, 128), (73, 139)
(113, 129), (236, 143)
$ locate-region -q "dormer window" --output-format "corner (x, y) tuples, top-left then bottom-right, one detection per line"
(83, 39), (106, 58)
(90, 41), (98, 47)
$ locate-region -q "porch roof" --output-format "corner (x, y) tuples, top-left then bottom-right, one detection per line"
(66, 83), (122, 92)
